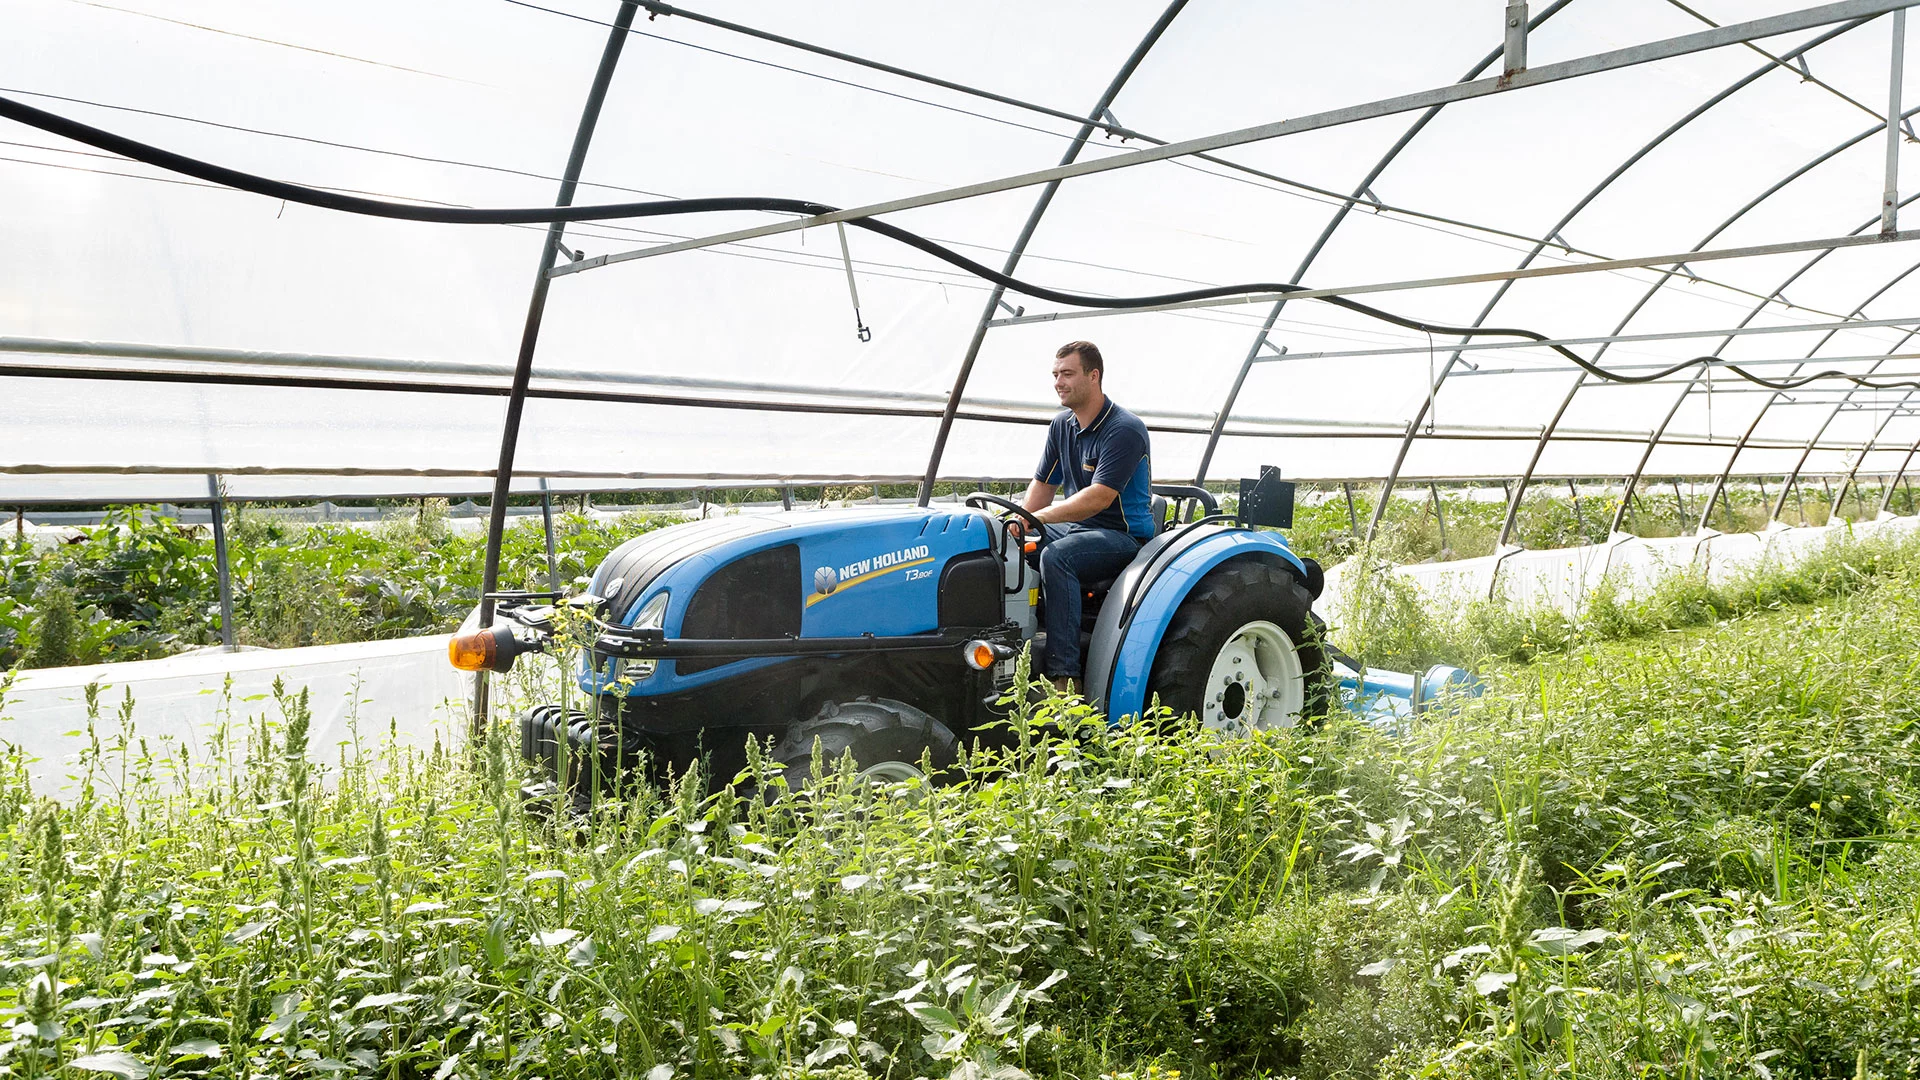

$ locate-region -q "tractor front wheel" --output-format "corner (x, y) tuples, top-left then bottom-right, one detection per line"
(770, 697), (958, 793)
(1147, 559), (1329, 732)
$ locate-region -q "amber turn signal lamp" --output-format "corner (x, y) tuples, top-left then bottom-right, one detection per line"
(962, 639), (1009, 671)
(450, 623), (535, 673)
(448, 627), (498, 671)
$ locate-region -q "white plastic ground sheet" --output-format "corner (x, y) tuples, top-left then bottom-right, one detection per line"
(3, 636), (469, 799)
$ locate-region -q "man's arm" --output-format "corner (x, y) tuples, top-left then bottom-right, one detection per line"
(1020, 478), (1057, 514)
(1034, 483), (1117, 525)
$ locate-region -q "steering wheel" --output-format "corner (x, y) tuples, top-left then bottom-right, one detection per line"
(964, 492), (1048, 553)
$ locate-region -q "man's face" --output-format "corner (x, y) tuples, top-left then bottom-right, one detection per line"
(1051, 352), (1100, 410)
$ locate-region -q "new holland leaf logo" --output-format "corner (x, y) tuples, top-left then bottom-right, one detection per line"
(807, 545), (933, 606)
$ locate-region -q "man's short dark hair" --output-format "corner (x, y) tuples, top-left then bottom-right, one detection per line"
(1055, 340), (1103, 378)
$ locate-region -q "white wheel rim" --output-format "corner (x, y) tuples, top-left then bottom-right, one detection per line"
(1201, 619), (1306, 734)
(856, 760), (926, 786)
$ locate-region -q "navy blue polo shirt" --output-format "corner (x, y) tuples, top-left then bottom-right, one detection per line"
(1035, 397), (1154, 540)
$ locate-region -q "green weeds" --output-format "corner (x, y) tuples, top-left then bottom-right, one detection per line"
(2, 527), (1920, 1077)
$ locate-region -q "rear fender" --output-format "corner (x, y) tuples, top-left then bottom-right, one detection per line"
(1085, 527), (1307, 722)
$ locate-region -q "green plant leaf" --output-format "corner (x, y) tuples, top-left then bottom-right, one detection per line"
(170, 1039), (223, 1060)
(905, 1002), (961, 1033)
(1472, 971), (1518, 996)
(68, 1051), (150, 1078)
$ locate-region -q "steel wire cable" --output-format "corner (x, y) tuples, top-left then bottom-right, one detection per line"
(6, 90), (1920, 394)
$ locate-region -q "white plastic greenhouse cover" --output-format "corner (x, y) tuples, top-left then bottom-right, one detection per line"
(10, 0), (1920, 512)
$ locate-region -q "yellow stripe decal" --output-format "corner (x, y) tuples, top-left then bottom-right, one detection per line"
(805, 556), (936, 607)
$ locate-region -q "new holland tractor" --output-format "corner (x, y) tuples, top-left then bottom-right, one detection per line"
(449, 473), (1472, 803)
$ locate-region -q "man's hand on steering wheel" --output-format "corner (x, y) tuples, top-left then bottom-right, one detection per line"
(964, 493), (1048, 550)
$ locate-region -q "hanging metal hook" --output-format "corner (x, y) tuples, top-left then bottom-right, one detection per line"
(835, 222), (871, 342)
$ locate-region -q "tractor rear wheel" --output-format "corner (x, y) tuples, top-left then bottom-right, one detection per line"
(1147, 559), (1329, 732)
(771, 697), (958, 793)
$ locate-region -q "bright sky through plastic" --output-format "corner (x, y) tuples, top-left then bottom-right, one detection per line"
(5, 0), (1920, 499)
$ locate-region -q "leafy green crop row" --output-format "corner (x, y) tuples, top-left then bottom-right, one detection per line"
(1, 505), (678, 670)
(1, 532), (1918, 1078)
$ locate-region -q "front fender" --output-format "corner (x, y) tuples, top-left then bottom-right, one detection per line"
(1086, 527), (1307, 722)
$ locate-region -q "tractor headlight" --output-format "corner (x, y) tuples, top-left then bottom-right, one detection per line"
(608, 590), (671, 683)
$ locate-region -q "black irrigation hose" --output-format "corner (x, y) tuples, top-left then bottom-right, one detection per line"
(7, 92), (1920, 394)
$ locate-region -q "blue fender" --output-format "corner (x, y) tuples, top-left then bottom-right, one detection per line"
(1084, 525), (1308, 722)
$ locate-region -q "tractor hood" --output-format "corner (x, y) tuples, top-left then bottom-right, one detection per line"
(587, 507), (998, 629)
(590, 516), (788, 626)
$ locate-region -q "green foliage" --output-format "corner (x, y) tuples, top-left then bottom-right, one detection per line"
(4, 547), (1920, 1076)
(1, 507), (679, 668)
(1, 508), (215, 669)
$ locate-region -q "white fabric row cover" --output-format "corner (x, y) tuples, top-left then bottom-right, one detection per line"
(8, 1), (1920, 497)
(1319, 512), (1920, 622)
(2, 636), (470, 800)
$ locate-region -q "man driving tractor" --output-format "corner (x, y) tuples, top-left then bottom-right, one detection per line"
(1015, 341), (1155, 694)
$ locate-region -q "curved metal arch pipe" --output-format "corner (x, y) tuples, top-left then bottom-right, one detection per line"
(1877, 438), (1920, 512)
(1188, 0), (1579, 487)
(1693, 247), (1920, 529)
(1758, 356), (1919, 524)
(476, 0), (643, 729)
(1506, 102), (1920, 541)
(1354, 16), (1875, 543)
(1608, 185), (1920, 532)
(913, 0), (1189, 507)
(1816, 386), (1918, 519)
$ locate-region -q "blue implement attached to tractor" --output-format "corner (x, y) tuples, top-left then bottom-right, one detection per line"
(449, 474), (1476, 803)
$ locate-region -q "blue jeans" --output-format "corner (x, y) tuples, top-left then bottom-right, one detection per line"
(1036, 524), (1143, 678)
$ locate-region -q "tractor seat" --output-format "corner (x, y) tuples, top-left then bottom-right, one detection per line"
(1078, 496), (1168, 600)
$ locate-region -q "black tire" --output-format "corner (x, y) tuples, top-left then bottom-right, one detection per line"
(1147, 558), (1331, 730)
(770, 696), (959, 792)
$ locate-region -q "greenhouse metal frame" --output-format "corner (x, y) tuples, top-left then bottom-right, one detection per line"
(10, 0), (1920, 610)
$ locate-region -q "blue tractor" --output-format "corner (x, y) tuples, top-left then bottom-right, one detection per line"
(449, 476), (1465, 802)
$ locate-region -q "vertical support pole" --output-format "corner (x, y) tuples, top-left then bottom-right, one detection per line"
(1883, 443), (1919, 514)
(538, 479), (560, 596)
(1795, 479), (1808, 525)
(916, 1), (1190, 505)
(1886, 8), (1908, 236)
(1567, 478), (1586, 540)
(1342, 483), (1360, 538)
(1820, 476), (1837, 521)
(1672, 479), (1688, 532)
(206, 474), (235, 652)
(12, 508), (20, 542)
(781, 485), (793, 511)
(475, 0), (642, 736)
(1503, 0), (1529, 81)
(1428, 482), (1448, 553)
(1758, 475), (1769, 509)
